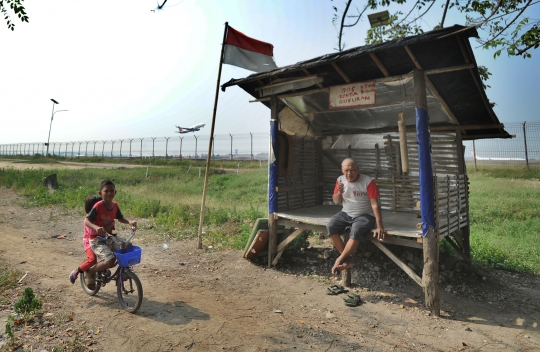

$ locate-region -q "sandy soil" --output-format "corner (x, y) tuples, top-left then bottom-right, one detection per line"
(0, 160), (539, 351)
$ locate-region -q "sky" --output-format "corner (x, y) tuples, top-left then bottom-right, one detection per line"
(1, 0), (539, 146)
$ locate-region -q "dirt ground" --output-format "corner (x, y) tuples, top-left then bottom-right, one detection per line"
(0, 160), (539, 351)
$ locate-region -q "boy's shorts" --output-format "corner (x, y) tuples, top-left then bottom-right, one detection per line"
(89, 236), (127, 262)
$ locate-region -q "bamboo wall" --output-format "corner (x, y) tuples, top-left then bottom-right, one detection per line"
(277, 131), (469, 238)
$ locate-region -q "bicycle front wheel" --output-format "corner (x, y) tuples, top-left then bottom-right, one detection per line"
(117, 268), (143, 313)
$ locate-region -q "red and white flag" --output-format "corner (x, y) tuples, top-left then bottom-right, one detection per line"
(222, 26), (277, 73)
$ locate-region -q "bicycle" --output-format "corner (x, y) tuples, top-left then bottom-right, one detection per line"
(80, 228), (143, 313)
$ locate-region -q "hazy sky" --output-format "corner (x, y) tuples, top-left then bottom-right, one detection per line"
(1, 0), (539, 145)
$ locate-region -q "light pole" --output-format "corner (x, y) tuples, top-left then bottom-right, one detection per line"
(46, 99), (67, 156)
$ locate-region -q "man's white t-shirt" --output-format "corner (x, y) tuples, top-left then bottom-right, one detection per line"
(333, 174), (380, 218)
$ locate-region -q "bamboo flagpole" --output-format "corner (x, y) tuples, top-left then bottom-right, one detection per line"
(197, 23), (278, 249)
(197, 22), (229, 249)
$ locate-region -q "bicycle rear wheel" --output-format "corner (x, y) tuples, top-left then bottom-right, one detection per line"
(80, 272), (101, 296)
(117, 268), (143, 313)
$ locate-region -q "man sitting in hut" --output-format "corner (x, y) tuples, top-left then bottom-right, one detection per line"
(327, 158), (386, 275)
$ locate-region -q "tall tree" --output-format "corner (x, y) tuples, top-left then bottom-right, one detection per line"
(1, 0), (28, 31)
(332, 0), (539, 58)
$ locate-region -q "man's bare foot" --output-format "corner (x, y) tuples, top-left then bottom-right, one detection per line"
(331, 261), (354, 275)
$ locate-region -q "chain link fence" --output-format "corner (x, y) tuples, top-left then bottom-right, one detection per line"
(0, 132), (270, 161)
(2, 122), (539, 167)
(463, 122), (540, 169)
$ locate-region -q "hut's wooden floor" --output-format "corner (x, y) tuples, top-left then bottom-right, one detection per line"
(276, 205), (422, 238)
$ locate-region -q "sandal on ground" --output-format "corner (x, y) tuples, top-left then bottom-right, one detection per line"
(68, 270), (78, 284)
(326, 284), (348, 295)
(343, 293), (362, 307)
(85, 273), (96, 290)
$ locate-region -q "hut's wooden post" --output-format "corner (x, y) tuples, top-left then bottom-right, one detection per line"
(268, 98), (279, 267)
(340, 233), (352, 287)
(414, 69), (440, 316)
(455, 130), (471, 258)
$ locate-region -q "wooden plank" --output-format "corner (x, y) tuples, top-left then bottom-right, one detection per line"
(277, 229), (305, 252)
(371, 240), (423, 286)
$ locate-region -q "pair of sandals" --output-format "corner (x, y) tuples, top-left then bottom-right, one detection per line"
(326, 284), (362, 307)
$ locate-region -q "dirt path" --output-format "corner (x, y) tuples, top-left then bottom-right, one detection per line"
(0, 161), (539, 351)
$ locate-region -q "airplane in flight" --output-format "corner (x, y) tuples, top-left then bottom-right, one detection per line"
(175, 123), (206, 134)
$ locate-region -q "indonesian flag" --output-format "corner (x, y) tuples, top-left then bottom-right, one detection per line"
(222, 26), (278, 73)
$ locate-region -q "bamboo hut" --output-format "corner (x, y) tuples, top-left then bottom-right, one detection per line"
(222, 25), (511, 316)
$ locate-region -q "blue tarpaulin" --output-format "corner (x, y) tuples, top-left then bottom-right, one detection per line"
(416, 107), (436, 237)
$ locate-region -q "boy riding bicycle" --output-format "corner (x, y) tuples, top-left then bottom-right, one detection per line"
(84, 180), (137, 289)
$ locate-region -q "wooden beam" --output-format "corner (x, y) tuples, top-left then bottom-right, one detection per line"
(276, 228), (305, 253)
(320, 123), (505, 136)
(463, 133), (511, 140)
(414, 68), (440, 317)
(277, 219), (327, 233)
(302, 68), (324, 88)
(311, 98), (415, 116)
(405, 45), (460, 126)
(331, 62), (351, 83)
(277, 182), (325, 192)
(268, 98), (279, 268)
(456, 35), (500, 125)
(249, 64), (474, 103)
(369, 53), (390, 77)
(382, 236), (423, 249)
(371, 240), (423, 286)
(321, 150), (343, 168)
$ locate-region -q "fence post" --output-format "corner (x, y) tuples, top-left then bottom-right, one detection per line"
(151, 137), (156, 158)
(194, 135), (198, 160)
(102, 141), (106, 157)
(179, 136), (183, 159)
(119, 139), (124, 158)
(93, 141), (97, 156)
(472, 140), (477, 171)
(230, 133), (233, 161)
(523, 122), (529, 170)
(250, 132), (253, 161)
(71, 142), (75, 157)
(165, 137), (170, 159)
(129, 139), (133, 158)
(85, 141), (89, 157)
(111, 140), (115, 157)
(139, 138), (144, 158)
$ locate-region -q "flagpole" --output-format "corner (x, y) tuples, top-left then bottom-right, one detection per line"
(197, 22), (229, 249)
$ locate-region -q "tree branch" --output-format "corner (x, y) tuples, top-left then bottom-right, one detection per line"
(517, 37), (540, 55)
(338, 0), (353, 51)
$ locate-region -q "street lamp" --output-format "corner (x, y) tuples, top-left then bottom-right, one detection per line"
(46, 99), (68, 156)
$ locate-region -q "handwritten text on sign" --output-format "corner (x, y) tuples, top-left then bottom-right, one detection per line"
(329, 82), (376, 109)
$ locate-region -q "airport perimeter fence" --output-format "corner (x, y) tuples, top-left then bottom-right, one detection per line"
(0, 132), (271, 162)
(1, 122), (539, 168)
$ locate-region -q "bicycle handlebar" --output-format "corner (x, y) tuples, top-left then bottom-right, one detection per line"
(97, 226), (137, 242)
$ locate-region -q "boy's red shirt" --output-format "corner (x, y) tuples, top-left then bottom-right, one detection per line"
(86, 200), (123, 238)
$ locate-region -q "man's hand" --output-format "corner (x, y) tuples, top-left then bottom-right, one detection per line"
(96, 226), (106, 237)
(337, 180), (344, 194)
(129, 220), (137, 229)
(372, 227), (386, 242)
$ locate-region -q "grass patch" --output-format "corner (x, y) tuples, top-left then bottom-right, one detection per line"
(0, 165), (267, 250)
(0, 265), (20, 295)
(467, 170), (540, 274)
